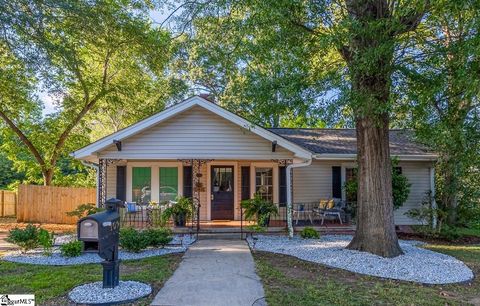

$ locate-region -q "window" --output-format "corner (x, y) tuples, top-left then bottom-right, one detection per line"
(159, 167), (178, 202)
(345, 167), (357, 203)
(132, 167), (151, 203)
(255, 168), (273, 202)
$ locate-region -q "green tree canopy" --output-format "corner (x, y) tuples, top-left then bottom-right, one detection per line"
(0, 0), (186, 185)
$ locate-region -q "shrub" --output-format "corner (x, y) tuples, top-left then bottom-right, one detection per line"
(7, 224), (40, 253)
(38, 229), (55, 256)
(119, 228), (149, 252)
(162, 197), (193, 226)
(439, 225), (461, 241)
(300, 227), (320, 239)
(60, 240), (83, 257)
(343, 159), (411, 210)
(241, 193), (278, 227)
(144, 228), (172, 247)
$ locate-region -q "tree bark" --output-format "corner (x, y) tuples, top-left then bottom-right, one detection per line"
(347, 114), (403, 257)
(338, 0), (426, 258)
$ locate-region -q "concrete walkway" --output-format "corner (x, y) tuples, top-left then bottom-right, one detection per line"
(151, 239), (266, 306)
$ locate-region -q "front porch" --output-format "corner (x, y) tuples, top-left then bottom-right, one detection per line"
(98, 158), (298, 221)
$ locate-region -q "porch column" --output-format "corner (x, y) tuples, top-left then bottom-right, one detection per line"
(286, 159), (312, 238)
(98, 158), (107, 206)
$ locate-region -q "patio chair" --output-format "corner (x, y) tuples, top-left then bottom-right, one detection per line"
(292, 203), (314, 225)
(313, 198), (345, 225)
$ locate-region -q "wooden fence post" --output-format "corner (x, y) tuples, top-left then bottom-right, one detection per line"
(1, 190), (4, 217)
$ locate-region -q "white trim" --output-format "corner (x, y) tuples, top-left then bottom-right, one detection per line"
(340, 162), (357, 201)
(286, 159), (312, 238)
(126, 161), (182, 203)
(251, 162), (279, 204)
(313, 153), (437, 161)
(72, 96), (312, 160)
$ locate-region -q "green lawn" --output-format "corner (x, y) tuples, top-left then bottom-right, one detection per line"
(254, 244), (480, 306)
(0, 253), (182, 305)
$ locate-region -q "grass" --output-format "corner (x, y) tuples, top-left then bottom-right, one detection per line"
(0, 253), (182, 305)
(254, 244), (480, 306)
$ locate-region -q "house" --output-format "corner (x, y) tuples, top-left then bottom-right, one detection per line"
(72, 96), (437, 226)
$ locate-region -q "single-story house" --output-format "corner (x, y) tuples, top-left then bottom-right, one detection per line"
(72, 96), (437, 225)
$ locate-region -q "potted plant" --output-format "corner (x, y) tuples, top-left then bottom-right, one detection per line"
(241, 193), (278, 227)
(162, 196), (193, 227)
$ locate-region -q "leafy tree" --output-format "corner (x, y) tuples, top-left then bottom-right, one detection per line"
(397, 0), (480, 225)
(0, 0), (180, 185)
(173, 0), (427, 257)
(170, 5), (333, 127)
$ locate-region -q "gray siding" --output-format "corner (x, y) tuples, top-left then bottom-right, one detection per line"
(98, 106), (294, 160)
(394, 161), (431, 225)
(106, 165), (117, 199)
(292, 160), (432, 225)
(293, 161), (336, 202)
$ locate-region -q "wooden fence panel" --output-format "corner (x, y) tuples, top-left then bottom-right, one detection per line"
(0, 190), (17, 217)
(17, 184), (96, 224)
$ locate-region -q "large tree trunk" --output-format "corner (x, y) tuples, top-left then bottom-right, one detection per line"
(347, 114), (403, 257)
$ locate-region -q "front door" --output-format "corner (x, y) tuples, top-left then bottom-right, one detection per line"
(211, 166), (234, 220)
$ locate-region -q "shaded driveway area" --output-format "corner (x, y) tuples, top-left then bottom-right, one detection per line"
(151, 239), (266, 306)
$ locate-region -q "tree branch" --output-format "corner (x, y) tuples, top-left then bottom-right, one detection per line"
(0, 108), (47, 170)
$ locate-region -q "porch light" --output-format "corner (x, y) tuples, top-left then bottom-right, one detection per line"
(113, 140), (122, 151)
(272, 140), (277, 152)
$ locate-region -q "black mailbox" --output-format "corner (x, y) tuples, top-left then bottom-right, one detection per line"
(77, 198), (122, 288)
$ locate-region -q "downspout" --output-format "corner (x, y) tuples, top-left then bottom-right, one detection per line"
(286, 158), (312, 238)
(430, 166), (437, 229)
(81, 160), (100, 207)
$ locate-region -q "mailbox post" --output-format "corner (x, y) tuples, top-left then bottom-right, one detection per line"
(78, 198), (122, 288)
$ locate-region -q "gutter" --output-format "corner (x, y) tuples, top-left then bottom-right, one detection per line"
(81, 160), (100, 207)
(286, 158), (312, 238)
(313, 153), (438, 161)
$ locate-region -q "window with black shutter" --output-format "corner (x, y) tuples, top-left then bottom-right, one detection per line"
(332, 166), (342, 199)
(183, 166), (193, 198)
(241, 166), (250, 201)
(116, 166), (127, 201)
(279, 166), (287, 207)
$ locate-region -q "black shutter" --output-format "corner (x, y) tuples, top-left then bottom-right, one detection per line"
(183, 166), (193, 198)
(332, 166), (342, 198)
(279, 166), (287, 206)
(241, 166), (250, 200)
(116, 166), (126, 201)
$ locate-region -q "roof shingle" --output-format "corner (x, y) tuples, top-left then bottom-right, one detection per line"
(267, 128), (433, 156)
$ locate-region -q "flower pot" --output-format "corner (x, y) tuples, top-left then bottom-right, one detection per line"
(258, 215), (270, 227)
(174, 213), (186, 227)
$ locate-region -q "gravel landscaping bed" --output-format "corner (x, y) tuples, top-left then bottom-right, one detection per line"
(68, 281), (151, 305)
(1, 234), (196, 266)
(54, 233), (196, 246)
(247, 235), (474, 284)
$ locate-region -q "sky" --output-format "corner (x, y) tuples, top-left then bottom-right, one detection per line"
(41, 7), (177, 116)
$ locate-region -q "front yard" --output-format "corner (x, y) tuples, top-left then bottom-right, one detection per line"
(0, 253), (182, 305)
(254, 244), (480, 305)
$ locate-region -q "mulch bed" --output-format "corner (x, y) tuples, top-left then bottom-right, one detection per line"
(397, 232), (480, 245)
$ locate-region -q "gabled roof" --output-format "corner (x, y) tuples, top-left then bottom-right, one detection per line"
(269, 128), (437, 161)
(72, 96), (313, 160)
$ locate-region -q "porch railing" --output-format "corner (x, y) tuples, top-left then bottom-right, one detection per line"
(240, 201), (355, 234)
